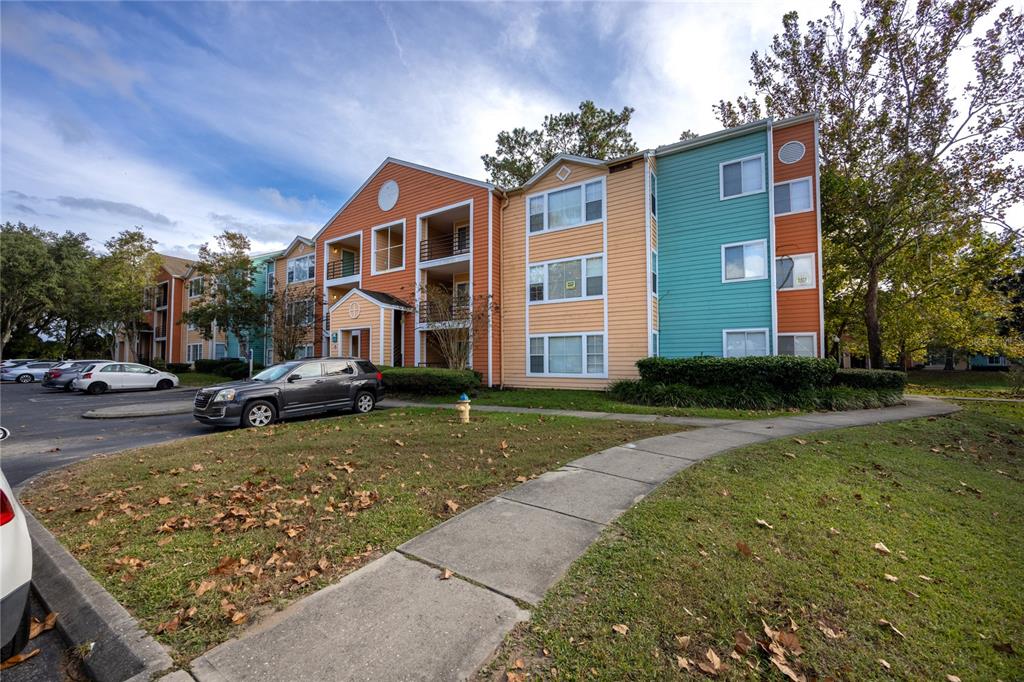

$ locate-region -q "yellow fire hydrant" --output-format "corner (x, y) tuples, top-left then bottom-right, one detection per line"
(455, 393), (471, 424)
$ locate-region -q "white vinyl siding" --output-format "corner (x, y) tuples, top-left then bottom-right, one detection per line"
(778, 334), (816, 357)
(526, 178), (604, 234)
(773, 178), (813, 216)
(722, 240), (768, 282)
(720, 155), (764, 199)
(287, 254), (315, 284)
(723, 329), (769, 358)
(528, 255), (604, 303)
(527, 334), (606, 377)
(776, 253), (816, 290)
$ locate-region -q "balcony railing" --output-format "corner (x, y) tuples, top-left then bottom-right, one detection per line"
(326, 258), (360, 280)
(420, 233), (470, 262)
(418, 299), (471, 324)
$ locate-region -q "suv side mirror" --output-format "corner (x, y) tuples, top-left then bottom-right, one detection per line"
(287, 374), (301, 382)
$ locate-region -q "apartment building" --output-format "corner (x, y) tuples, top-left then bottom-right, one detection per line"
(181, 263), (229, 364)
(224, 249), (283, 365)
(297, 116), (824, 389)
(116, 254), (193, 363)
(314, 158), (502, 384)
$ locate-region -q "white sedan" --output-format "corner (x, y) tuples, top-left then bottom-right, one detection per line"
(73, 362), (180, 395)
(1, 469), (32, 661)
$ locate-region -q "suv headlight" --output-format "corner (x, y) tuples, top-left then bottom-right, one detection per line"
(212, 388), (237, 403)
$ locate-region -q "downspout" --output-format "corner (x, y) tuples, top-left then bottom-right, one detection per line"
(767, 120), (778, 355)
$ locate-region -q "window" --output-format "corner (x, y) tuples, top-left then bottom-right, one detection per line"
(294, 344), (314, 359)
(188, 277), (204, 298)
(651, 251), (658, 295)
(372, 222), (404, 273)
(650, 172), (657, 217)
(528, 334), (605, 376)
(778, 334), (816, 357)
(720, 155), (764, 199)
(286, 299), (315, 326)
(528, 255), (603, 303)
(187, 343), (203, 362)
(291, 361), (322, 379)
(651, 331), (660, 357)
(266, 266), (275, 294)
(774, 178), (812, 215)
(100, 364), (123, 373)
(529, 338), (544, 373)
(215, 343), (227, 360)
(287, 254), (315, 283)
(265, 344), (274, 366)
(724, 330), (769, 358)
(722, 240), (768, 282)
(776, 254), (815, 290)
(324, 359), (354, 376)
(526, 179), (604, 233)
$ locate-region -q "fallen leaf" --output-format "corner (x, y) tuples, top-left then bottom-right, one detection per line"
(231, 611), (247, 625)
(512, 658), (524, 669)
(393, 439), (405, 447)
(756, 518), (774, 530)
(676, 655), (692, 671)
(675, 635), (691, 648)
(611, 623), (629, 636)
(506, 672), (525, 682)
(444, 499), (459, 513)
(155, 615), (180, 634)
(771, 655), (802, 682)
(793, 438), (808, 445)
(918, 574), (933, 582)
(500, 439), (509, 450)
(440, 568), (453, 580)
(828, 527), (840, 536)
(28, 612), (58, 639)
(878, 658), (891, 670)
(884, 574), (899, 582)
(514, 476), (528, 483)
(191, 463), (204, 472)
(196, 580), (217, 596)
(816, 621), (845, 640)
(0, 649), (40, 670)
(697, 648), (723, 675)
(736, 541), (752, 557)
(157, 496), (171, 506)
(946, 676), (961, 682)
(878, 619), (906, 639)
(734, 630), (753, 654)
(873, 542), (891, 555)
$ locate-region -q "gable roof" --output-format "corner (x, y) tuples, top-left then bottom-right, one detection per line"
(519, 153), (605, 190)
(281, 236), (314, 258)
(328, 287), (414, 313)
(158, 254), (195, 279)
(312, 157), (494, 242)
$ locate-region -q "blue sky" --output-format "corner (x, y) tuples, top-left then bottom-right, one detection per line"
(0, 1), (874, 255)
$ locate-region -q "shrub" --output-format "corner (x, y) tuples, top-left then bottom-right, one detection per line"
(635, 356), (838, 391)
(192, 358), (263, 379)
(150, 358), (166, 370)
(381, 367), (480, 395)
(166, 363), (191, 373)
(193, 359), (234, 374)
(833, 368), (906, 391)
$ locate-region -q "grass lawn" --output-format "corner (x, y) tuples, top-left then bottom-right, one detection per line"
(21, 408), (680, 664)
(176, 372), (230, 387)
(906, 369), (1018, 398)
(482, 402), (1024, 681)
(394, 388), (800, 420)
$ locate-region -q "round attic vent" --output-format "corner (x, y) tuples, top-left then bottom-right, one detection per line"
(378, 180), (399, 211)
(778, 141), (806, 164)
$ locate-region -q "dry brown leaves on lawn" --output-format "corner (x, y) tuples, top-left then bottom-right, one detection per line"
(0, 649), (40, 670)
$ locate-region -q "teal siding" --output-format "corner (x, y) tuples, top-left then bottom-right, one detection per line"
(656, 131), (772, 357)
(226, 252), (280, 362)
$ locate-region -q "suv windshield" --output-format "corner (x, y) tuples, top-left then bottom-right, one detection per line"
(252, 363), (298, 382)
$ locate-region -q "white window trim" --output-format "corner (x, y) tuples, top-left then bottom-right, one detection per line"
(651, 249), (659, 297)
(526, 332), (607, 378)
(188, 277), (204, 299)
(650, 171), (657, 219)
(775, 252), (817, 291)
(719, 153), (766, 201)
(187, 343), (203, 362)
(722, 328), (770, 358)
(721, 239), (769, 283)
(287, 253), (315, 284)
(777, 332), (818, 357)
(370, 219), (406, 276)
(527, 252), (605, 305)
(773, 176), (814, 217)
(525, 177), (606, 236)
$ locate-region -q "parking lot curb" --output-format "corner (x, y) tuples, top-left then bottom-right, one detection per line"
(24, 509), (176, 682)
(82, 401), (194, 419)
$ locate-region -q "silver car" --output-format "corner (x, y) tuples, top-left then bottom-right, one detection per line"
(1, 361), (59, 384)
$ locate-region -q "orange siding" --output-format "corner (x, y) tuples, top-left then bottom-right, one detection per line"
(773, 120), (823, 345)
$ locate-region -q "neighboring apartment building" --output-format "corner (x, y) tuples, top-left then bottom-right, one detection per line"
(181, 264), (229, 364)
(117, 254), (194, 364)
(314, 158), (502, 384)
(275, 236), (320, 361)
(224, 249), (284, 365)
(296, 115), (823, 389)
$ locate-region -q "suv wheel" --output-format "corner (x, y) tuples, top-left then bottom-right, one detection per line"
(15, 374), (32, 384)
(87, 382), (107, 395)
(353, 391), (375, 414)
(242, 400), (276, 428)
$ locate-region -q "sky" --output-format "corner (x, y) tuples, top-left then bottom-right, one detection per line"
(0, 1), (1011, 258)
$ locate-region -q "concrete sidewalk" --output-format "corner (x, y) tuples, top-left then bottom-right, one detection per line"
(189, 397), (957, 682)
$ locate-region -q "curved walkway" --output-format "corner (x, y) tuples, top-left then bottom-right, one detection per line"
(189, 397), (957, 682)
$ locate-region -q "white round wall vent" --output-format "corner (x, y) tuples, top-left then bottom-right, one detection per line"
(778, 141), (806, 164)
(378, 180), (399, 211)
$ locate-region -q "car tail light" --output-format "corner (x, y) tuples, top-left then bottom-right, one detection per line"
(0, 490), (14, 526)
(376, 372), (383, 382)
(51, 370), (62, 378)
(83, 372), (92, 379)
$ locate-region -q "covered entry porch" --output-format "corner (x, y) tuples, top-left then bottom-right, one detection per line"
(327, 288), (413, 367)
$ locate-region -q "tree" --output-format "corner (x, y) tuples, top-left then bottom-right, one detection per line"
(0, 223), (60, 357)
(100, 229), (162, 362)
(269, 284), (321, 362)
(715, 0), (1023, 367)
(481, 100), (639, 187)
(419, 283), (494, 370)
(42, 231), (110, 357)
(181, 231), (269, 362)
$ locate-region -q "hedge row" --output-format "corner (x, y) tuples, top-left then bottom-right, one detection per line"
(380, 366), (480, 395)
(193, 358), (264, 380)
(636, 356), (838, 391)
(833, 368), (906, 391)
(609, 380), (903, 411)
(166, 362), (191, 373)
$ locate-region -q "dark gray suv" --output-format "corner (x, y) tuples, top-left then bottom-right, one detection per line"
(193, 358), (384, 428)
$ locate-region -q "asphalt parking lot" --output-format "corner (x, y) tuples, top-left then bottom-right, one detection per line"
(0, 382), (209, 487)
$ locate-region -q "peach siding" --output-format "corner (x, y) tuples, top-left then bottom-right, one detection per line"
(773, 120), (823, 345)
(315, 161), (497, 379)
(329, 297), (382, 365)
(500, 158), (649, 389)
(276, 242), (319, 355)
(652, 296), (659, 331)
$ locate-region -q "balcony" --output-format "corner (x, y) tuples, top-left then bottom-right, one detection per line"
(326, 258), (360, 280)
(420, 232), (470, 263)
(418, 299), (471, 326)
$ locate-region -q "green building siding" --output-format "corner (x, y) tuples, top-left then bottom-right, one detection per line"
(656, 131), (773, 357)
(226, 252), (280, 362)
